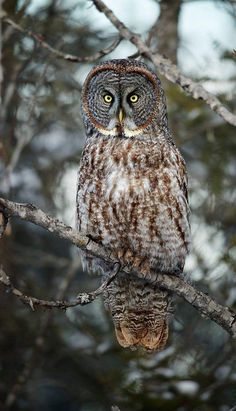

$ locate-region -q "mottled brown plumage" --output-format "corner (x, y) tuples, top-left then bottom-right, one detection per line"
(77, 59), (190, 351)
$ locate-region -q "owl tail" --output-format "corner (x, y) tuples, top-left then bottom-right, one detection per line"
(103, 272), (172, 352)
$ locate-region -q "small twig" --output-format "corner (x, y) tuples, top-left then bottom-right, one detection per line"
(0, 264), (120, 310)
(91, 0), (236, 127)
(0, 197), (236, 338)
(3, 16), (121, 63)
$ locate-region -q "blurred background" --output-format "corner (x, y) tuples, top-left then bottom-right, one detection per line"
(0, 0), (236, 410)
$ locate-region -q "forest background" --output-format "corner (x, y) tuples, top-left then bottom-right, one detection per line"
(0, 0), (236, 410)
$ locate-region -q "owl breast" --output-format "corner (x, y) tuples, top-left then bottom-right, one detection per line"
(77, 135), (190, 276)
(105, 170), (150, 203)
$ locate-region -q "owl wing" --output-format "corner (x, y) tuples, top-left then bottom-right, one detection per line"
(76, 158), (110, 275)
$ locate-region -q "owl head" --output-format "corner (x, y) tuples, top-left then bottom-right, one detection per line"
(82, 59), (168, 138)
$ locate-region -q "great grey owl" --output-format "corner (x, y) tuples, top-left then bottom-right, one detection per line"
(76, 59), (190, 351)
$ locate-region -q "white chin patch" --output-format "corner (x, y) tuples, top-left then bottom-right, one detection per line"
(97, 127), (118, 136)
(123, 127), (143, 137)
(97, 126), (142, 137)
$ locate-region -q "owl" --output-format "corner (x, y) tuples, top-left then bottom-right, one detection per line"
(76, 59), (190, 351)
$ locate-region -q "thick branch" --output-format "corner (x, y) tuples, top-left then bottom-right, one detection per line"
(3, 15), (121, 63)
(91, 0), (236, 127)
(149, 0), (182, 64)
(0, 197), (236, 338)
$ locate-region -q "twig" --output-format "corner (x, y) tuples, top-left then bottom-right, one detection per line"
(0, 264), (119, 310)
(3, 16), (121, 63)
(0, 197), (236, 338)
(91, 0), (236, 127)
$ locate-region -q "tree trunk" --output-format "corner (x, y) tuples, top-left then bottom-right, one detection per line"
(152, 0), (182, 64)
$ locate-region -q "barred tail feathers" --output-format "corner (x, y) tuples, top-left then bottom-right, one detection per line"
(103, 272), (172, 351)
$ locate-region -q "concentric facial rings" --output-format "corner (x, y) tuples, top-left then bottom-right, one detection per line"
(82, 59), (161, 133)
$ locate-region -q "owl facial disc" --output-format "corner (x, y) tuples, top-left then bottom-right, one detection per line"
(82, 60), (162, 138)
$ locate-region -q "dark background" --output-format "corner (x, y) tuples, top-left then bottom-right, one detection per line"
(0, 0), (236, 410)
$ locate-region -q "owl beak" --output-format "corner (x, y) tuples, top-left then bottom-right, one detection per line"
(118, 108), (124, 123)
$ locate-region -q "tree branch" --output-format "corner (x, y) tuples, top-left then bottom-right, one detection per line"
(0, 197), (236, 338)
(91, 0), (236, 127)
(0, 264), (119, 310)
(2, 15), (122, 63)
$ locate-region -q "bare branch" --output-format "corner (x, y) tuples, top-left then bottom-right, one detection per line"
(0, 197), (236, 338)
(2, 15), (121, 63)
(0, 197), (89, 246)
(91, 0), (236, 127)
(0, 264), (119, 310)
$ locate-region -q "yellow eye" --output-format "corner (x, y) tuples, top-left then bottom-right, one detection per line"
(103, 94), (113, 103)
(129, 94), (139, 103)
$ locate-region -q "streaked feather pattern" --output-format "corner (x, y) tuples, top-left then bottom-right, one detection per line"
(77, 59), (190, 351)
